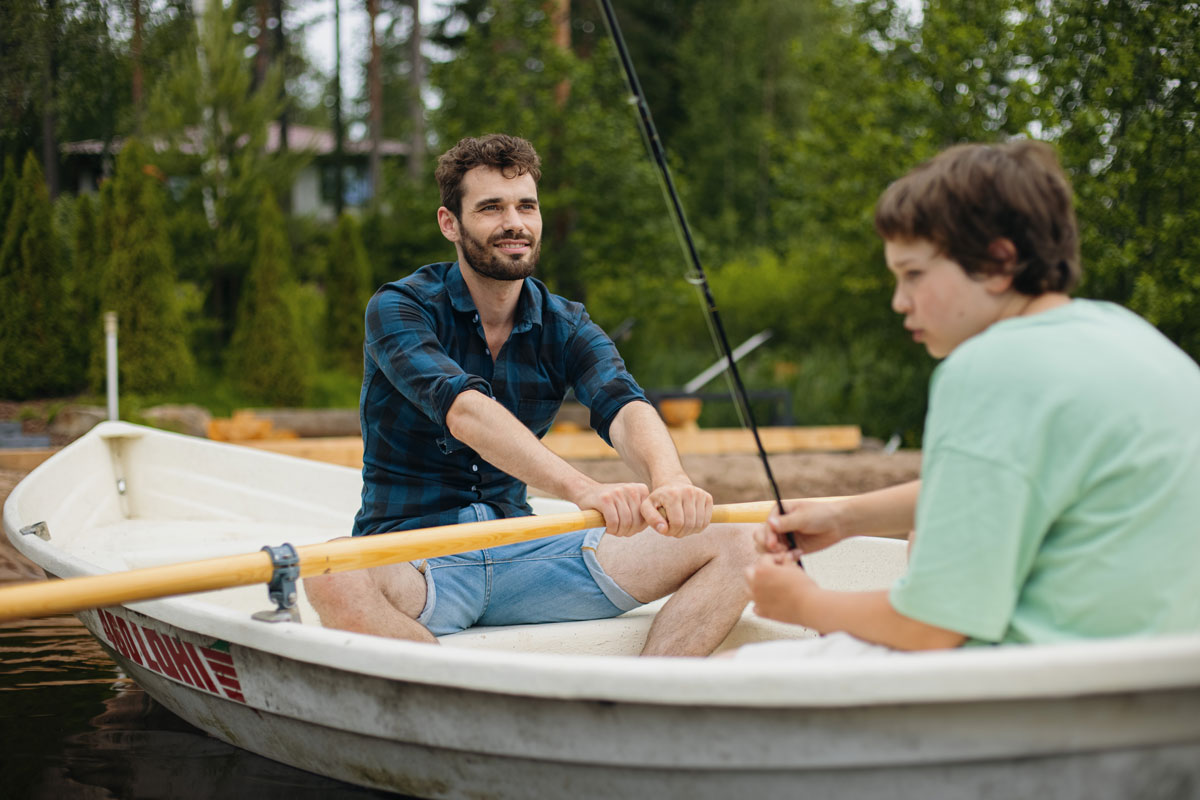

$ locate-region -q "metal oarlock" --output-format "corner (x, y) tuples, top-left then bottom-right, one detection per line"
(253, 543), (301, 623)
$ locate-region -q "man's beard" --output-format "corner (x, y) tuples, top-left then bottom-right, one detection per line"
(459, 225), (540, 282)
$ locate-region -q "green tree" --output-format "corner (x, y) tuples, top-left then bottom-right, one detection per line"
(324, 212), (372, 373)
(226, 190), (312, 405)
(0, 152), (76, 398)
(95, 138), (195, 395)
(0, 156), (16, 225)
(671, 0), (813, 258)
(145, 0), (308, 352)
(1034, 0), (1200, 362)
(69, 192), (103, 374)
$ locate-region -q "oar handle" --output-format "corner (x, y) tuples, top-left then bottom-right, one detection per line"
(0, 501), (785, 623)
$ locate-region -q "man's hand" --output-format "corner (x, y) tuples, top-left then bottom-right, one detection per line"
(642, 482), (713, 538)
(754, 498), (848, 559)
(574, 481), (653, 537)
(745, 552), (819, 626)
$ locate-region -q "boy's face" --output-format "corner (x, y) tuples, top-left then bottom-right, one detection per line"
(885, 238), (1013, 359)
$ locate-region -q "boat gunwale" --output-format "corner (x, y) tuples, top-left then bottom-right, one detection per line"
(5, 423), (1200, 710)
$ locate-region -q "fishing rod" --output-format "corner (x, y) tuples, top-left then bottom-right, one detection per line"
(596, 0), (800, 560)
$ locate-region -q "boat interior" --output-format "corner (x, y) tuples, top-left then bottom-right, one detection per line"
(7, 422), (909, 657)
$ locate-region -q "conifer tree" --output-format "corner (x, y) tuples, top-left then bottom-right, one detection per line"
(70, 193), (103, 375)
(0, 156), (16, 227)
(0, 153), (74, 399)
(94, 139), (195, 395)
(324, 212), (372, 374)
(226, 189), (312, 405)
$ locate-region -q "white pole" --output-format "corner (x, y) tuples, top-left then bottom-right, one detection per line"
(104, 312), (119, 421)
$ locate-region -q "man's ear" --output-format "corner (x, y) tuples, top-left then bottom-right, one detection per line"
(437, 207), (460, 242)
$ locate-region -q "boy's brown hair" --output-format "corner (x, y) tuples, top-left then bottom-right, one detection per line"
(435, 134), (542, 219)
(874, 140), (1081, 295)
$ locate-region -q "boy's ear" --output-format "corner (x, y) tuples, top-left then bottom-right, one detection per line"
(984, 238), (1019, 294)
(987, 237), (1018, 271)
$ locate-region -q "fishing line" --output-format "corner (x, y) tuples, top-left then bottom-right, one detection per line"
(596, 0), (801, 560)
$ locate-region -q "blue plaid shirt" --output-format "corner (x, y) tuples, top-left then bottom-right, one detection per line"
(353, 262), (648, 536)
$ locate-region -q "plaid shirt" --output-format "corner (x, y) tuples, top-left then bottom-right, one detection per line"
(353, 262), (647, 536)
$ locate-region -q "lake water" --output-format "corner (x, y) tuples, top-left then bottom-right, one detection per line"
(0, 615), (412, 799)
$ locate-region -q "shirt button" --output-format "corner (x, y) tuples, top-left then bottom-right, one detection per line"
(473, 313), (479, 323)
(471, 464), (479, 472)
(472, 485), (479, 493)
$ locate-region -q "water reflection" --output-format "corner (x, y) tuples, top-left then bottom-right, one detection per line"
(0, 616), (409, 799)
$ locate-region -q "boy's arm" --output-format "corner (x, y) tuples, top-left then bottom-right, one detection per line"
(759, 480), (921, 556)
(746, 554), (965, 650)
(607, 400), (713, 537)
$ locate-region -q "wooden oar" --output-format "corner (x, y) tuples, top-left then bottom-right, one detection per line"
(0, 500), (785, 624)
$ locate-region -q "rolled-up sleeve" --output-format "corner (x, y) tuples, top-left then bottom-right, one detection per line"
(565, 312), (646, 445)
(365, 287), (492, 429)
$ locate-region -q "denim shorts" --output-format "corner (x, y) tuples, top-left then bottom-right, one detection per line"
(414, 503), (642, 636)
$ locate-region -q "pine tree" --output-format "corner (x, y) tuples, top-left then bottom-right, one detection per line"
(226, 189), (312, 405)
(0, 156), (16, 226)
(94, 139), (195, 395)
(324, 212), (372, 374)
(69, 193), (103, 378)
(0, 152), (74, 399)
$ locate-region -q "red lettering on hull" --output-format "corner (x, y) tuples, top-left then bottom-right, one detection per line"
(93, 609), (246, 704)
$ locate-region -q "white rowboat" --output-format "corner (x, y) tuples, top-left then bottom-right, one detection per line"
(4, 422), (1199, 799)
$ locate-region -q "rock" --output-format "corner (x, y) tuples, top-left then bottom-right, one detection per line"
(142, 404), (213, 438)
(48, 405), (107, 440)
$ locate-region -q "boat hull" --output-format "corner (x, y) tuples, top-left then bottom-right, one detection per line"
(8, 423), (1200, 799)
(78, 602), (1200, 800)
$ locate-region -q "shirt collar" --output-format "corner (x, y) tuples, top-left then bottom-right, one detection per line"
(448, 262), (543, 332)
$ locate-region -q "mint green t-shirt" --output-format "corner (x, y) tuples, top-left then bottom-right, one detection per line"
(889, 299), (1200, 645)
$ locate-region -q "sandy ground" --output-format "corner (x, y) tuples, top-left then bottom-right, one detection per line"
(0, 447), (920, 584)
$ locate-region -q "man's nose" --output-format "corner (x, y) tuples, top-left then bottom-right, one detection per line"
(891, 284), (909, 314)
(501, 205), (525, 232)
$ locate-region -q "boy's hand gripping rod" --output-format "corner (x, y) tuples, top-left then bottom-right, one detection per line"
(596, 0), (801, 564)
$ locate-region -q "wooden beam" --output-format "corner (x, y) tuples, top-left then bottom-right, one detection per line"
(242, 425), (862, 467)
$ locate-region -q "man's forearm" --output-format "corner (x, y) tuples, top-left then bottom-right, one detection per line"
(608, 400), (691, 488)
(445, 389), (594, 501)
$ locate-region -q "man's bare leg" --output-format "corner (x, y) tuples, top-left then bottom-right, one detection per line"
(597, 523), (756, 657)
(304, 560), (436, 643)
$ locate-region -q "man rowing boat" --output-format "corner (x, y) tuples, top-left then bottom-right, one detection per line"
(305, 134), (755, 655)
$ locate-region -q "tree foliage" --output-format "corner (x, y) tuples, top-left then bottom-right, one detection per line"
(94, 138), (195, 395)
(0, 152), (76, 399)
(146, 0), (308, 350)
(324, 211), (372, 374)
(226, 189), (312, 405)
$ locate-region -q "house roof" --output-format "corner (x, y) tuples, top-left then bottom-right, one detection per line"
(61, 122), (410, 157)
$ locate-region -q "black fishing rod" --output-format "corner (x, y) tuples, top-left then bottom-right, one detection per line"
(596, 0), (800, 560)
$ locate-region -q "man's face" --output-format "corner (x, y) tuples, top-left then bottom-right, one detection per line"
(441, 167), (542, 282)
(885, 237), (1011, 359)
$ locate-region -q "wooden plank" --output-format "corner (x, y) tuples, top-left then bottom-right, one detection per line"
(0, 448), (59, 471)
(242, 425), (862, 467)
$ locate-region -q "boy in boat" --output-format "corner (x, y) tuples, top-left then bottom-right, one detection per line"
(306, 134), (755, 655)
(743, 140), (1200, 655)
